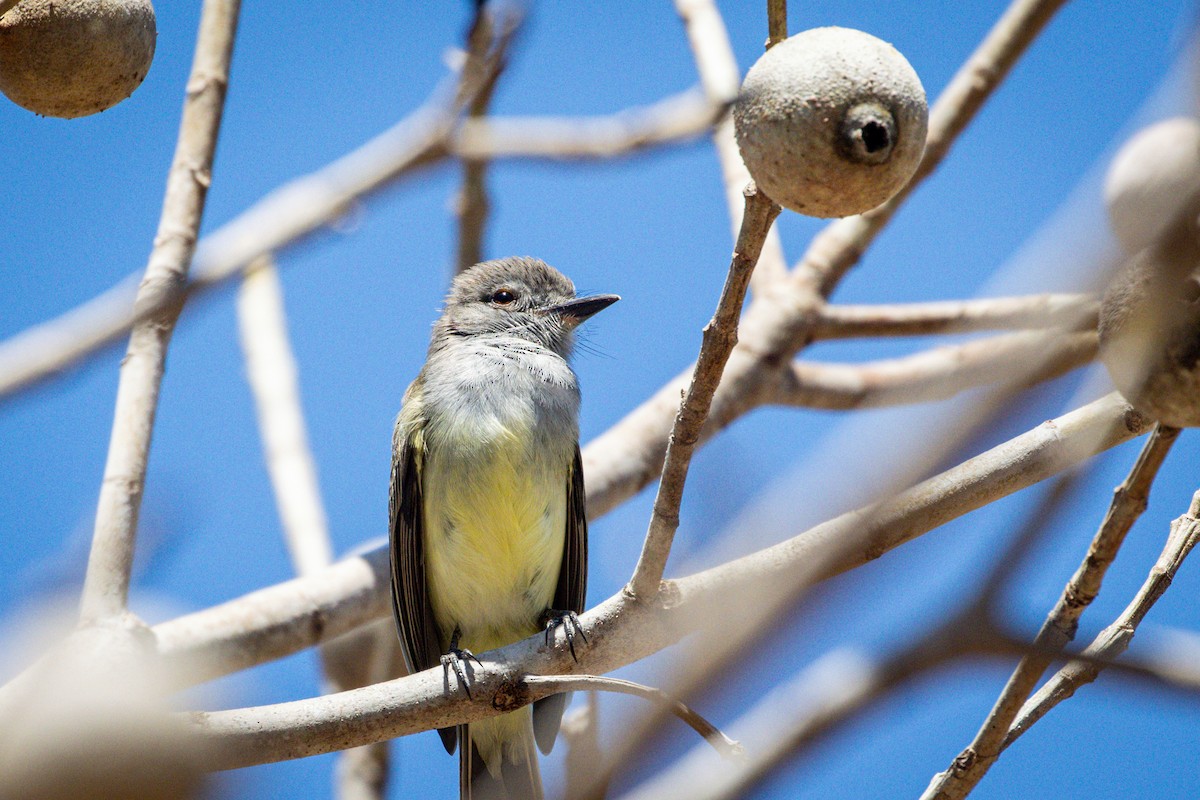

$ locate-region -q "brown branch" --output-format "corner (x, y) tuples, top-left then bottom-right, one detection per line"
(453, 8), (503, 273)
(1005, 488), (1200, 748)
(523, 675), (741, 760)
(921, 424), (1181, 800)
(811, 294), (1097, 340)
(136, 393), (1147, 697)
(674, 0), (789, 293)
(628, 187), (781, 598)
(771, 330), (1096, 410)
(766, 0), (787, 48)
(78, 0), (242, 623)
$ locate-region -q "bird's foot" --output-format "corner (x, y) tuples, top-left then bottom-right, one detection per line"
(541, 608), (587, 662)
(441, 627), (482, 699)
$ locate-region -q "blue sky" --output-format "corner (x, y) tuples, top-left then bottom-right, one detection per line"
(3, 1), (1200, 798)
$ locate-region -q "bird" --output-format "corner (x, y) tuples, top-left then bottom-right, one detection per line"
(389, 256), (618, 799)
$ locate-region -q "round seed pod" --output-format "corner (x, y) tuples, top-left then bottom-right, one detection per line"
(1104, 117), (1200, 256)
(733, 26), (928, 218)
(1099, 218), (1200, 427)
(0, 0), (156, 119)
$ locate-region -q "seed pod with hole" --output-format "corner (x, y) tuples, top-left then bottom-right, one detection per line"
(0, 0), (156, 119)
(1099, 217), (1200, 427)
(1104, 117), (1200, 257)
(733, 26), (928, 218)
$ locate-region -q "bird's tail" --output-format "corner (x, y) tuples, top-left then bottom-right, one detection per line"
(459, 712), (543, 800)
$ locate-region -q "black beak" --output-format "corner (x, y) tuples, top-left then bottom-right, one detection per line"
(542, 294), (620, 329)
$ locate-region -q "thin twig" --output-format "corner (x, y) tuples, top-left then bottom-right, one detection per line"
(524, 675), (742, 760)
(921, 424), (1181, 800)
(810, 294), (1097, 340)
(78, 0), (242, 624)
(237, 257), (333, 576)
(628, 187), (781, 599)
(772, 330), (1096, 410)
(1006, 487), (1200, 747)
(766, 0), (787, 48)
(454, 9), (502, 273)
(674, 0), (789, 293)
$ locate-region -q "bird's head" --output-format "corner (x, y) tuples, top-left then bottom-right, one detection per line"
(436, 256), (619, 358)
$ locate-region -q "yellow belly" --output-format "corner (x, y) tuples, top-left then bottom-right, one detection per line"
(422, 431), (568, 655)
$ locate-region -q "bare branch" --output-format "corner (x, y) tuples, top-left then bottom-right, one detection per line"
(523, 675), (741, 760)
(0, 83), (723, 401)
(766, 0), (787, 48)
(628, 187), (781, 598)
(810, 294), (1097, 340)
(771, 330), (1095, 410)
(79, 0), (241, 623)
(921, 424), (1181, 800)
(1006, 488), (1200, 747)
(587, 0), (1076, 518)
(237, 258), (333, 576)
(179, 397), (1146, 769)
(144, 394), (1145, 693)
(453, 9), (503, 273)
(452, 87), (725, 160)
(788, 0), (1072, 301)
(674, 0), (789, 292)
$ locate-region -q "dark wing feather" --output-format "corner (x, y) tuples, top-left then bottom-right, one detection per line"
(389, 423), (458, 754)
(533, 444), (589, 755)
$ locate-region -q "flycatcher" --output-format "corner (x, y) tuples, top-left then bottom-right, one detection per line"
(390, 257), (618, 800)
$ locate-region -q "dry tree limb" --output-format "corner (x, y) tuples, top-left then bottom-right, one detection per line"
(562, 693), (607, 800)
(237, 257), (334, 576)
(586, 0), (1077, 519)
(151, 394), (1145, 686)
(810, 294), (1097, 340)
(182, 407), (1140, 770)
(0, 83), (722, 401)
(453, 88), (725, 160)
(785, 0), (1072, 303)
(628, 187), (781, 599)
(141, 393), (1147, 774)
(674, 0), (788, 293)
(238, 257), (399, 799)
(523, 675), (742, 760)
(920, 423), (1181, 800)
(1006, 488), (1200, 747)
(453, 8), (503, 273)
(640, 476), (1078, 800)
(78, 0), (242, 624)
(772, 330), (1096, 410)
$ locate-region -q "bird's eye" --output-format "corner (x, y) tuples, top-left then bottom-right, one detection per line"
(490, 288), (517, 305)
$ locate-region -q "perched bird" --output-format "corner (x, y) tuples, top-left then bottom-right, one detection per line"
(390, 257), (618, 799)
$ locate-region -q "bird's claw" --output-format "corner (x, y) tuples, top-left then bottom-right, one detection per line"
(442, 629), (482, 699)
(541, 609), (588, 662)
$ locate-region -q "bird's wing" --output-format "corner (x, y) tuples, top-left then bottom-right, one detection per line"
(389, 424), (442, 677)
(556, 444), (588, 615)
(533, 444), (589, 755)
(390, 422), (459, 755)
